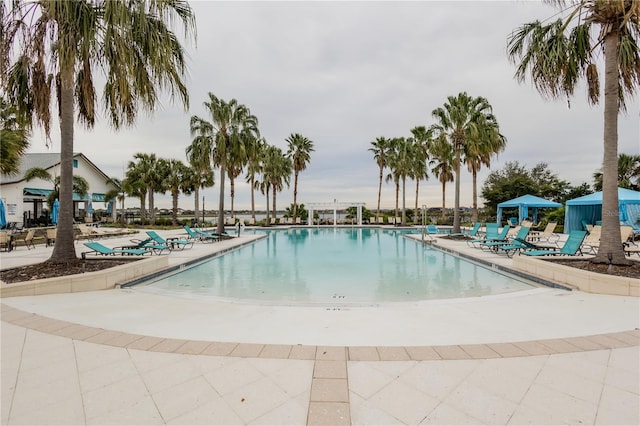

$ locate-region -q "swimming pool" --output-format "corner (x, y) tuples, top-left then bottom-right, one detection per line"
(137, 227), (536, 305)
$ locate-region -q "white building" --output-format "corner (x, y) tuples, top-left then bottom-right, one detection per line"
(0, 153), (118, 228)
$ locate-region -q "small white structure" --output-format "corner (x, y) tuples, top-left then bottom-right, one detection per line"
(307, 200), (366, 226)
(0, 153), (118, 228)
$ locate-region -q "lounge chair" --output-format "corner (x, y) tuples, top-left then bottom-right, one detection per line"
(82, 242), (149, 259)
(581, 225), (602, 254)
(477, 225), (511, 250)
(117, 237), (171, 255)
(146, 230), (193, 250)
(0, 232), (13, 252)
(495, 236), (539, 257)
(77, 224), (101, 240)
(183, 225), (219, 243)
(521, 230), (588, 257)
(529, 221), (560, 247)
(484, 226), (530, 251)
(468, 223), (499, 247)
(450, 222), (481, 238)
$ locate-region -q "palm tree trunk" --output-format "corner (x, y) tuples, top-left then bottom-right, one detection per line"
(472, 168), (478, 223)
(217, 165), (225, 234)
(376, 167), (383, 219)
(272, 185), (277, 221)
(293, 171), (299, 219)
(401, 177), (406, 226)
(50, 64), (77, 262)
(593, 29), (628, 265)
(394, 179), (399, 222)
(148, 189), (155, 225)
(250, 177), (255, 219)
(193, 186), (200, 225)
(230, 176), (235, 219)
(171, 190), (179, 226)
(453, 149), (461, 234)
(414, 179), (419, 224)
(265, 187), (270, 225)
(441, 180), (446, 221)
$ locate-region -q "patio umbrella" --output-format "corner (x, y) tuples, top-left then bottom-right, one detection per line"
(0, 199), (6, 228)
(51, 199), (59, 225)
(86, 201), (94, 220)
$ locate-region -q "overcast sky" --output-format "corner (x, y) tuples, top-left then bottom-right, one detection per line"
(28, 1), (640, 211)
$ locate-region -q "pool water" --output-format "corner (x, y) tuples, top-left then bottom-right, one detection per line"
(138, 228), (535, 305)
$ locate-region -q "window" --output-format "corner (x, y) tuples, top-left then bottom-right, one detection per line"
(73, 159), (78, 168)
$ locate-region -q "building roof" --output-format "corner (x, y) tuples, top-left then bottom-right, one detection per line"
(0, 152), (110, 185)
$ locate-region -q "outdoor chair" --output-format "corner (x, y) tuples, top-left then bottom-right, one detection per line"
(528, 221), (560, 247)
(521, 230), (588, 257)
(146, 230), (193, 250)
(0, 232), (12, 252)
(81, 242), (149, 259)
(449, 222), (481, 238)
(477, 225), (511, 250)
(183, 225), (219, 243)
(495, 236), (539, 257)
(581, 225), (602, 255)
(16, 229), (36, 250)
(46, 228), (56, 247)
(116, 238), (171, 255)
(484, 226), (530, 251)
(468, 223), (499, 247)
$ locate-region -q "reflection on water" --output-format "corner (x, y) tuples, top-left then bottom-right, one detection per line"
(141, 228), (534, 304)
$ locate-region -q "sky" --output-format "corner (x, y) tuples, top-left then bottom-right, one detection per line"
(27, 1), (640, 212)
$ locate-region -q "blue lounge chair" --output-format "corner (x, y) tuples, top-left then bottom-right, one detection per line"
(477, 225), (511, 249)
(146, 230), (193, 250)
(521, 230), (588, 257)
(426, 224), (449, 235)
(183, 225), (219, 243)
(450, 222), (481, 238)
(484, 226), (530, 251)
(468, 223), (499, 247)
(117, 238), (171, 255)
(82, 242), (149, 259)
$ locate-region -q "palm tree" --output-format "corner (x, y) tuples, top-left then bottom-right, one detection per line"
(387, 137), (414, 226)
(1, 0), (195, 263)
(103, 176), (129, 226)
(593, 153), (640, 191)
(507, 0), (640, 265)
(261, 145), (292, 222)
(0, 97), (30, 175)
(124, 163), (147, 221)
(385, 138), (402, 224)
(286, 133), (314, 220)
(464, 116), (506, 223)
(410, 126), (431, 223)
(245, 136), (266, 221)
(130, 153), (165, 225)
(369, 137), (390, 220)
(431, 92), (498, 233)
(190, 94), (259, 235)
(429, 135), (455, 221)
(186, 135), (215, 225)
(165, 159), (191, 226)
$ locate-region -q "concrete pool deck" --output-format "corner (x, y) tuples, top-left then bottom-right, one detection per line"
(1, 226), (639, 425)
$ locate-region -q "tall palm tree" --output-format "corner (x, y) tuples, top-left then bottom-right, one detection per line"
(429, 135), (455, 221)
(130, 153), (164, 224)
(431, 92), (498, 233)
(593, 153), (640, 191)
(104, 176), (127, 225)
(186, 135), (215, 224)
(410, 126), (431, 223)
(190, 94), (258, 235)
(1, 0), (195, 263)
(507, 0), (639, 265)
(286, 133), (314, 220)
(369, 137), (390, 220)
(165, 159), (191, 226)
(0, 97), (30, 175)
(464, 116), (506, 222)
(124, 163), (147, 221)
(245, 136), (266, 221)
(261, 145), (292, 222)
(388, 137), (414, 226)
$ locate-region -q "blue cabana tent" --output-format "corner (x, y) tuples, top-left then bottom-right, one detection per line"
(496, 194), (561, 225)
(564, 188), (640, 233)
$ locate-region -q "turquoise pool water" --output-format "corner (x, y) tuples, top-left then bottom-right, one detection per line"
(138, 228), (535, 305)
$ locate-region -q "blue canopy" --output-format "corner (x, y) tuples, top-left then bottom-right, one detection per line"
(0, 199), (6, 228)
(497, 194), (561, 225)
(51, 199), (59, 225)
(564, 188), (640, 232)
